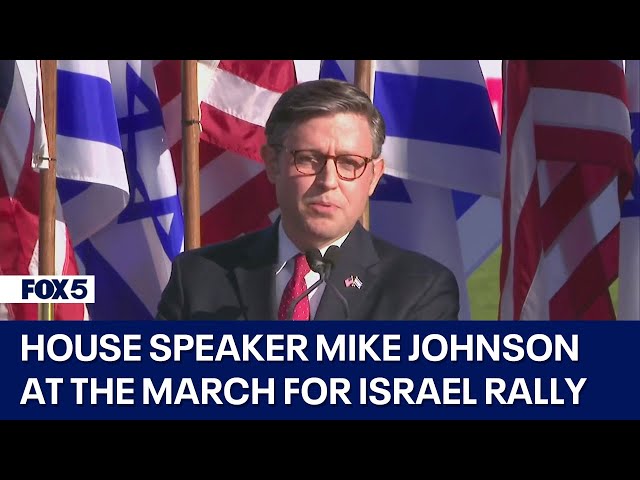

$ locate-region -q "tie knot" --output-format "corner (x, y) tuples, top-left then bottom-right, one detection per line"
(293, 253), (311, 278)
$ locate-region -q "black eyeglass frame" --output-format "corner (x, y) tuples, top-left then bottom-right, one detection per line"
(270, 144), (374, 181)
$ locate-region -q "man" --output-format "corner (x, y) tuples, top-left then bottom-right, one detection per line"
(156, 78), (459, 320)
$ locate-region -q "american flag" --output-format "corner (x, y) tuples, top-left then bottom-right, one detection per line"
(0, 60), (86, 320)
(154, 60), (297, 245)
(499, 60), (635, 320)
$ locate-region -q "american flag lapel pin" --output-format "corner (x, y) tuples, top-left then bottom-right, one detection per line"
(344, 275), (363, 289)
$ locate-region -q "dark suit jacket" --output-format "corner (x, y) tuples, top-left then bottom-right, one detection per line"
(156, 221), (460, 320)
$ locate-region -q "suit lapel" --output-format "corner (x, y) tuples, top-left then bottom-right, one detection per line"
(230, 220), (380, 320)
(315, 222), (379, 320)
(232, 224), (278, 320)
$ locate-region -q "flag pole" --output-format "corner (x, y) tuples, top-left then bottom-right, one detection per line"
(182, 60), (201, 250)
(355, 60), (374, 231)
(38, 60), (57, 320)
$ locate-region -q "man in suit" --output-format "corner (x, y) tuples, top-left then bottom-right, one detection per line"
(156, 78), (459, 320)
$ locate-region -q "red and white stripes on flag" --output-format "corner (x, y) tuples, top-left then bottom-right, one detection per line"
(154, 60), (297, 245)
(0, 60), (86, 320)
(499, 60), (635, 320)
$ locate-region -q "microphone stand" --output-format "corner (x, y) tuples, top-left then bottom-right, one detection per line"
(286, 262), (351, 320)
(286, 271), (327, 320)
(322, 264), (350, 320)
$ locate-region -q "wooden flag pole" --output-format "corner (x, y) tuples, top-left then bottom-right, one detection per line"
(182, 60), (201, 250)
(354, 60), (374, 231)
(38, 60), (57, 320)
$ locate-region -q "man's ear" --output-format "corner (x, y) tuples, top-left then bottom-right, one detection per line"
(368, 157), (385, 196)
(261, 144), (279, 184)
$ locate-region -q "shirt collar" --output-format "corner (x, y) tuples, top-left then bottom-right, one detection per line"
(275, 222), (349, 275)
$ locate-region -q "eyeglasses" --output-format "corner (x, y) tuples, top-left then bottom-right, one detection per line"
(271, 145), (373, 181)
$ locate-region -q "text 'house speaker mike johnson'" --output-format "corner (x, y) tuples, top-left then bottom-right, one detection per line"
(286, 245), (350, 320)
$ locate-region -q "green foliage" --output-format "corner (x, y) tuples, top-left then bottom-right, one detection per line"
(467, 247), (501, 320)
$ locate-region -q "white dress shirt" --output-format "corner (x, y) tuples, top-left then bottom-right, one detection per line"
(274, 222), (349, 320)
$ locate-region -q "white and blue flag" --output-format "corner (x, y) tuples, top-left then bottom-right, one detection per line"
(57, 60), (183, 320)
(620, 60), (640, 319)
(56, 60), (129, 244)
(320, 60), (503, 319)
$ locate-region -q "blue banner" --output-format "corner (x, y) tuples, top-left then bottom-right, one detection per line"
(2, 321), (639, 420)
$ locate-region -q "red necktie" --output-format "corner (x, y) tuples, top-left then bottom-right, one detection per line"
(278, 253), (311, 320)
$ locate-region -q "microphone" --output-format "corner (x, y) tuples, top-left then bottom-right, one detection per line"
(321, 246), (350, 320)
(306, 248), (327, 277)
(286, 246), (349, 320)
(286, 248), (327, 320)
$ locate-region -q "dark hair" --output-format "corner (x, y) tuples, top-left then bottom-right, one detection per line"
(264, 78), (386, 158)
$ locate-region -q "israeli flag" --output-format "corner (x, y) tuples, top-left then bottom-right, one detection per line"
(57, 60), (183, 320)
(320, 60), (503, 320)
(56, 60), (129, 244)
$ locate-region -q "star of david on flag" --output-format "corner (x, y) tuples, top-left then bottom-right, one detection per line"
(319, 60), (503, 320)
(56, 60), (183, 320)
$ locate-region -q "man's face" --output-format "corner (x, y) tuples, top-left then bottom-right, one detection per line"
(263, 112), (384, 250)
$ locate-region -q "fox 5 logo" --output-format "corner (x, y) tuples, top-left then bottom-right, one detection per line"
(0, 276), (95, 303)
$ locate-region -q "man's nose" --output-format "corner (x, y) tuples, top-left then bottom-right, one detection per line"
(315, 158), (340, 188)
